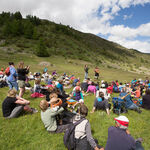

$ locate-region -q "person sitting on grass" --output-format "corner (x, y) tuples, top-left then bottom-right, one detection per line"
(91, 92), (110, 115)
(120, 87), (142, 113)
(40, 98), (69, 133)
(105, 115), (144, 150)
(2, 89), (38, 119)
(72, 103), (104, 150)
(86, 82), (97, 96)
(142, 89), (150, 110)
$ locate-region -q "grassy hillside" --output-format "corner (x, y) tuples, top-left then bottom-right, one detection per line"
(0, 12), (150, 76)
(0, 52), (150, 150)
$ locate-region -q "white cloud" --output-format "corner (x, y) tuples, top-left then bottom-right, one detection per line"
(0, 0), (150, 53)
(123, 14), (133, 20)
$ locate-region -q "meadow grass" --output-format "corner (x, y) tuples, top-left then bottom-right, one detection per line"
(0, 53), (150, 150)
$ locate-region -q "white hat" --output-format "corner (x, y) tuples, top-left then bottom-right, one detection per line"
(114, 116), (129, 128)
(101, 84), (105, 88)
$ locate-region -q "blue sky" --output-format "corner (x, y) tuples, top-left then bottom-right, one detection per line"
(0, 0), (150, 53)
(111, 4), (150, 28)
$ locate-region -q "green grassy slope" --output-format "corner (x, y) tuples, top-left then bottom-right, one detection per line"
(0, 53), (150, 150)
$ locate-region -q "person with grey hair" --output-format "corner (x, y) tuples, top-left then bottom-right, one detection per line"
(105, 116), (144, 150)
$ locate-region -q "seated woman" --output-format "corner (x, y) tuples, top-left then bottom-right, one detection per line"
(91, 92), (110, 115)
(105, 116), (144, 150)
(72, 103), (104, 150)
(86, 82), (96, 96)
(40, 98), (69, 133)
(2, 89), (37, 119)
(142, 89), (150, 110)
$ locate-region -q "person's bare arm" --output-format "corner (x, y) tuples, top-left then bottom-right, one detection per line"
(15, 96), (30, 105)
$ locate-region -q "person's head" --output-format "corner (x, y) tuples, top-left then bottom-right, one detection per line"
(1, 68), (4, 71)
(9, 62), (14, 66)
(91, 82), (95, 85)
(101, 84), (105, 88)
(7, 89), (17, 97)
(122, 87), (127, 93)
(49, 92), (58, 99)
(35, 79), (41, 85)
(75, 86), (81, 92)
(78, 103), (88, 117)
(47, 86), (54, 93)
(99, 92), (104, 98)
(114, 115), (129, 130)
(39, 100), (48, 112)
(146, 89), (150, 95)
(18, 61), (24, 69)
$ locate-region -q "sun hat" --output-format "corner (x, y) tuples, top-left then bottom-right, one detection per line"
(114, 115), (129, 129)
(101, 84), (105, 88)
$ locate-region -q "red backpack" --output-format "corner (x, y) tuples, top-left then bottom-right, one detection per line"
(5, 67), (10, 76)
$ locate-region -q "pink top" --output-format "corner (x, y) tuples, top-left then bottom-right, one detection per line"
(87, 85), (96, 94)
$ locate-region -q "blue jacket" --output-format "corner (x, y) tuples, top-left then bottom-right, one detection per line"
(7, 66), (17, 82)
(119, 92), (133, 108)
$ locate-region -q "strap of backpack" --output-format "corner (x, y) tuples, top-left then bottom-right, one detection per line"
(74, 118), (86, 126)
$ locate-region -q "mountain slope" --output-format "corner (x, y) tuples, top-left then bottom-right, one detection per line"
(0, 12), (150, 74)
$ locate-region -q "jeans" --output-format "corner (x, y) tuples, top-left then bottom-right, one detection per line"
(7, 80), (18, 91)
(85, 72), (88, 79)
(128, 103), (139, 111)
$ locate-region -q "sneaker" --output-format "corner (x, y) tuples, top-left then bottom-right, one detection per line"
(31, 108), (38, 114)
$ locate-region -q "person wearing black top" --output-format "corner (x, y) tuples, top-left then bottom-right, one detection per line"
(2, 89), (38, 118)
(17, 61), (30, 97)
(142, 89), (150, 110)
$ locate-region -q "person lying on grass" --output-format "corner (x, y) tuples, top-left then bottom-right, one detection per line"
(90, 92), (110, 115)
(40, 98), (70, 133)
(105, 115), (144, 150)
(2, 89), (38, 119)
(72, 103), (104, 150)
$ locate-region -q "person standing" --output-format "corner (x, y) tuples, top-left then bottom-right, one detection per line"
(94, 67), (99, 80)
(6, 62), (18, 91)
(17, 61), (30, 97)
(84, 65), (89, 79)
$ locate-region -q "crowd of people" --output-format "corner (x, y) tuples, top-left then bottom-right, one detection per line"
(1, 62), (149, 150)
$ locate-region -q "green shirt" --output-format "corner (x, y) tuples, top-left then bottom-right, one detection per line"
(41, 107), (64, 132)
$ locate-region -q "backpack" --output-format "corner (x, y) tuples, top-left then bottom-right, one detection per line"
(63, 118), (85, 150)
(5, 67), (10, 76)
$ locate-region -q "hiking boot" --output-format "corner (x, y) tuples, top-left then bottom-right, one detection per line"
(31, 108), (38, 114)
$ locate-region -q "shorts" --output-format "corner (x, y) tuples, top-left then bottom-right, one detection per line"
(18, 80), (25, 88)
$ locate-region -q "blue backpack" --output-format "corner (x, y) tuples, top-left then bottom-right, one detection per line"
(63, 118), (85, 150)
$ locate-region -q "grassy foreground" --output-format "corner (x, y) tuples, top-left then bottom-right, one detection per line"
(0, 53), (150, 150)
